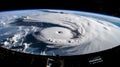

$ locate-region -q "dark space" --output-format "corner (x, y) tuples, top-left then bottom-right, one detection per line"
(0, 0), (120, 67)
(0, 0), (120, 17)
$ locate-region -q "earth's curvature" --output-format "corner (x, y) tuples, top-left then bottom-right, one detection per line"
(0, 9), (120, 56)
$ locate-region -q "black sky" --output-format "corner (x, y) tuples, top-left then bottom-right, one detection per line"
(0, 0), (119, 17)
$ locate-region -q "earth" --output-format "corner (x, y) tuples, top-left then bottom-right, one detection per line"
(0, 9), (120, 56)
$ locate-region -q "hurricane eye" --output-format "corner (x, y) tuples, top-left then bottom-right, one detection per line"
(57, 31), (63, 34)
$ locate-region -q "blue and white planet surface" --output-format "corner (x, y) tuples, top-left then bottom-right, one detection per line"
(0, 9), (120, 56)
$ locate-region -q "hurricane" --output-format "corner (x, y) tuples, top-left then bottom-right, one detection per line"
(0, 9), (120, 56)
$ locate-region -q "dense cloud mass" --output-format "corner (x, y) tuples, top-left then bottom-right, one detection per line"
(0, 9), (120, 56)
